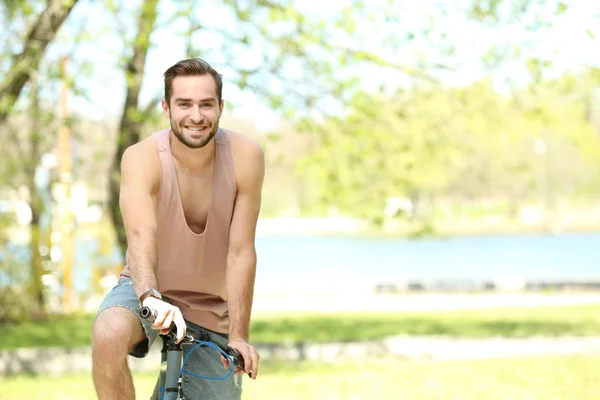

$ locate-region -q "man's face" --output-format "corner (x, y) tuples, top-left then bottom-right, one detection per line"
(162, 74), (223, 149)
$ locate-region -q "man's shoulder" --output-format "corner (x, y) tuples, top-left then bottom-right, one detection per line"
(221, 129), (265, 189)
(121, 133), (162, 185)
(123, 132), (161, 159)
(221, 128), (264, 159)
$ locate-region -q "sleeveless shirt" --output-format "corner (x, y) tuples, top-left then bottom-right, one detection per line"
(120, 128), (236, 333)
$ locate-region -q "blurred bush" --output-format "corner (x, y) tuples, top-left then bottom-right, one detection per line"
(0, 214), (35, 323)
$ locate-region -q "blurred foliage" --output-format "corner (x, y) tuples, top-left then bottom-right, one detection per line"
(0, 214), (33, 323)
(0, 0), (79, 122)
(108, 0), (160, 254)
(298, 69), (600, 226)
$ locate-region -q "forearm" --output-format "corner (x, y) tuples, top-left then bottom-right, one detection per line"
(127, 232), (159, 299)
(226, 251), (257, 341)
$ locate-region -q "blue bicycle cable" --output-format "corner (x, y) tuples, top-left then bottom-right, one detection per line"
(180, 340), (236, 381)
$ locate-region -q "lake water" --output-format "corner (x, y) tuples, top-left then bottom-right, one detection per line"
(253, 233), (600, 290)
(7, 232), (600, 292)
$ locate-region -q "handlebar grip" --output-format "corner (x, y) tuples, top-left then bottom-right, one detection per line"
(140, 306), (157, 322)
(227, 346), (252, 377)
(226, 346), (245, 370)
(140, 306), (193, 343)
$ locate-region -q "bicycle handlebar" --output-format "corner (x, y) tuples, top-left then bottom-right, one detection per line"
(139, 306), (247, 373)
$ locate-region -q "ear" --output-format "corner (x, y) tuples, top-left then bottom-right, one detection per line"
(219, 99), (225, 116)
(161, 99), (170, 118)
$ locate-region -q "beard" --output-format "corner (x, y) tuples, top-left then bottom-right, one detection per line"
(170, 116), (219, 149)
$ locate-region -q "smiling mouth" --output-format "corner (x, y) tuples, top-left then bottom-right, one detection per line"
(185, 126), (206, 132)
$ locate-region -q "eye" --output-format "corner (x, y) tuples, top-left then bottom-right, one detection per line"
(179, 103), (190, 108)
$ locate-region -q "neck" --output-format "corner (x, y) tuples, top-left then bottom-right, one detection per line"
(169, 131), (216, 172)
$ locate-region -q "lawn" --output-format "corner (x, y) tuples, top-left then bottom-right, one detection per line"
(3, 304), (600, 350)
(2, 356), (599, 399)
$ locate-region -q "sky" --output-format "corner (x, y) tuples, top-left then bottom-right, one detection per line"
(6, 0), (600, 131)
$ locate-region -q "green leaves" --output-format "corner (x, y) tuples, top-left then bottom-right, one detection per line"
(555, 2), (568, 15)
(1, 0), (35, 19)
(468, 0), (502, 23)
(526, 58), (553, 83)
(297, 69), (600, 227)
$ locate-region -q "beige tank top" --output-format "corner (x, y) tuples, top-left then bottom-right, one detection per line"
(120, 128), (236, 333)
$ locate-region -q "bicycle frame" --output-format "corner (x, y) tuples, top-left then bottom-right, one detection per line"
(149, 332), (185, 400)
(141, 306), (246, 400)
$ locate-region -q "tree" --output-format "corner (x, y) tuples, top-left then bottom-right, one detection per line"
(297, 86), (463, 226)
(0, 76), (57, 319)
(26, 76), (48, 318)
(0, 0), (79, 123)
(298, 69), (600, 232)
(293, 0), (600, 232)
(1, 0), (85, 316)
(108, 0), (160, 253)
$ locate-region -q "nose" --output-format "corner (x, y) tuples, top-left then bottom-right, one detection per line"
(189, 105), (203, 123)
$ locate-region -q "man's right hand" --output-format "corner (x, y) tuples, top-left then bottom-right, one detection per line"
(142, 297), (187, 343)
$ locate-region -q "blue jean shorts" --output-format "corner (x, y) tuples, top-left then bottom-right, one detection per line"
(96, 277), (242, 399)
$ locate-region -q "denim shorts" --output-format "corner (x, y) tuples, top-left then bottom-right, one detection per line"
(179, 331), (243, 400)
(96, 277), (158, 357)
(96, 277), (242, 399)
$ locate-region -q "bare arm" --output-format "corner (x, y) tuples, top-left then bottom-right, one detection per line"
(224, 137), (265, 379)
(119, 142), (160, 298)
(119, 140), (187, 340)
(227, 140), (265, 341)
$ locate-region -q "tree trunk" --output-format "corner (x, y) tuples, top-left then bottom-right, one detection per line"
(109, 0), (160, 254)
(28, 76), (47, 319)
(29, 209), (46, 318)
(0, 0), (79, 123)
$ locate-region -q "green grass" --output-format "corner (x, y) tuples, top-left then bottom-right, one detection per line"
(0, 313), (95, 350)
(3, 304), (600, 350)
(2, 356), (600, 399)
(250, 304), (600, 342)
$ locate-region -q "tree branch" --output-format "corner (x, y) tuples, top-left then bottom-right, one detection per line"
(0, 0), (79, 123)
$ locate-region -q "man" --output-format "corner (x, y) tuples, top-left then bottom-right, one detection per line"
(92, 58), (264, 400)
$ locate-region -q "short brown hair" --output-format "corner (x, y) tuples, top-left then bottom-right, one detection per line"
(163, 58), (223, 106)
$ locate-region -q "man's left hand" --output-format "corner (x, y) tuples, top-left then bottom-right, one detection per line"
(221, 338), (260, 380)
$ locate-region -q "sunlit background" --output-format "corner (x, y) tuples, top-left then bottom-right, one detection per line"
(2, 0), (600, 399)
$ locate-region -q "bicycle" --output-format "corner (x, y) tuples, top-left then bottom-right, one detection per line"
(140, 306), (248, 400)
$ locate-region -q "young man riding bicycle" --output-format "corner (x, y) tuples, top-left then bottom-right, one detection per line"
(92, 58), (264, 400)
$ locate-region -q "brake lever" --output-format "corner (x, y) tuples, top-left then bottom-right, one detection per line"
(226, 346), (252, 378)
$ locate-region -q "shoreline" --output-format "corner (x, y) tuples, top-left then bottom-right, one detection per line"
(4, 216), (600, 244)
(252, 292), (600, 314)
(256, 221), (600, 239)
